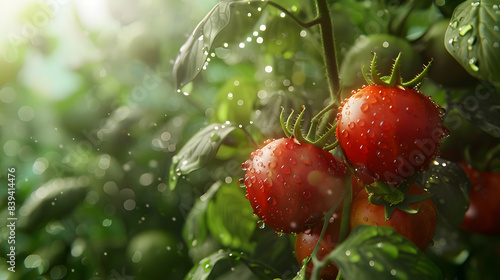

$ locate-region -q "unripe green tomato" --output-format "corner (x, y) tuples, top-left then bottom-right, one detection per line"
(127, 230), (190, 279)
(339, 34), (423, 99)
(129, 32), (160, 67)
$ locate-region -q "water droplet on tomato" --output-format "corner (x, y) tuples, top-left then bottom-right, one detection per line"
(269, 161), (277, 169)
(241, 160), (251, 170)
(250, 176), (257, 183)
(281, 165), (291, 174)
(376, 151), (384, 158)
(238, 178), (246, 188)
(361, 103), (369, 112)
(267, 196), (276, 206)
(380, 121), (391, 131)
(293, 175), (302, 183)
(257, 220), (266, 229)
(360, 145), (368, 154)
(341, 129), (349, 137)
(263, 178), (273, 188)
(273, 148), (282, 156)
(300, 155), (312, 165)
(367, 130), (375, 138)
(302, 191), (311, 199)
(290, 158), (297, 165)
(276, 174), (284, 182)
(367, 95), (378, 104)
(348, 122), (355, 129)
(357, 119), (365, 127)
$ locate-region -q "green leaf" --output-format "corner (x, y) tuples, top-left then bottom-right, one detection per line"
(173, 1), (269, 89)
(416, 158), (470, 227)
(18, 177), (88, 231)
(206, 182), (258, 253)
(183, 181), (223, 249)
(330, 225), (443, 280)
(444, 0), (500, 88)
(169, 123), (236, 190)
(185, 250), (281, 280)
(455, 83), (500, 137)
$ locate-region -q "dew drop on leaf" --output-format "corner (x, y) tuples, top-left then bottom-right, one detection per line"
(468, 57), (480, 71)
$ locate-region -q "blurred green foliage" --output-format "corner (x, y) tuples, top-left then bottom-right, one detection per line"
(0, 0), (222, 279)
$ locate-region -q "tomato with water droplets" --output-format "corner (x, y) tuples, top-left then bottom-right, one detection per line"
(350, 184), (437, 251)
(460, 164), (500, 235)
(242, 137), (347, 233)
(336, 85), (447, 184)
(295, 213), (341, 280)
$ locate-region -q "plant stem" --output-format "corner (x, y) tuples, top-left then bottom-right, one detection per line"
(315, 0), (340, 102)
(309, 191), (345, 280)
(338, 175), (352, 243)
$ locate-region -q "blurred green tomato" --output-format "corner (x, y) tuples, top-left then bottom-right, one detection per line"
(127, 230), (190, 279)
(339, 34), (423, 99)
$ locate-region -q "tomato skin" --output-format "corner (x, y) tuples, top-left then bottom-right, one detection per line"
(460, 164), (500, 235)
(336, 85), (446, 184)
(242, 137), (347, 233)
(294, 214), (341, 280)
(350, 185), (437, 251)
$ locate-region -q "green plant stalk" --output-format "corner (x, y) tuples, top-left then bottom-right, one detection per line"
(309, 191), (345, 280)
(338, 175), (352, 243)
(315, 0), (340, 102)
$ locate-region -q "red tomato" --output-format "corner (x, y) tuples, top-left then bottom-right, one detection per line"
(337, 85), (446, 184)
(242, 137), (347, 233)
(295, 214), (341, 280)
(350, 184), (437, 251)
(460, 164), (500, 235)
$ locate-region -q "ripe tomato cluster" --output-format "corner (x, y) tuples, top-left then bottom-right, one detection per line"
(241, 53), (447, 279)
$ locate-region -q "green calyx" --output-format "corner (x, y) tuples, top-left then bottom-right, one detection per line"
(280, 105), (338, 150)
(362, 52), (432, 89)
(367, 180), (432, 221)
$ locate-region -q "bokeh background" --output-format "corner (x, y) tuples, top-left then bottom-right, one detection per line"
(0, 0), (232, 279)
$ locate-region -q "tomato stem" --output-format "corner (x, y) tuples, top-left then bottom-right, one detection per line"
(338, 174), (352, 243)
(309, 190), (345, 280)
(315, 0), (340, 102)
